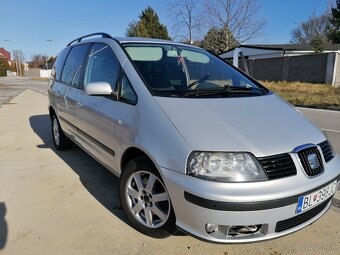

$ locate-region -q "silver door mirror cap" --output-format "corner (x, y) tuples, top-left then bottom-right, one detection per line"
(85, 82), (113, 96)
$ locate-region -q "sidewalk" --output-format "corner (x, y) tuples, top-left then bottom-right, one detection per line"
(0, 90), (339, 255)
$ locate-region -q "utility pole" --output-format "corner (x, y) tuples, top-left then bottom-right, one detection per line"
(13, 51), (19, 76)
(13, 50), (24, 76)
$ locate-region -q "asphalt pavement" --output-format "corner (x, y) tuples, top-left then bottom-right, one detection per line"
(0, 77), (48, 95)
(298, 107), (340, 154)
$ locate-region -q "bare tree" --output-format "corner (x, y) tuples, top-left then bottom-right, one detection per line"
(168, 0), (202, 43)
(29, 54), (49, 68)
(291, 12), (331, 52)
(204, 0), (265, 51)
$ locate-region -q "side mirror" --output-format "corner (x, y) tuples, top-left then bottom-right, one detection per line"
(85, 82), (114, 96)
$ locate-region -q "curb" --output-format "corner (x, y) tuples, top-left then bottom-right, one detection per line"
(295, 105), (340, 112)
(27, 88), (48, 95)
(0, 88), (24, 108)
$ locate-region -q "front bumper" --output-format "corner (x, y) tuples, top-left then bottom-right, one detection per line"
(159, 154), (340, 243)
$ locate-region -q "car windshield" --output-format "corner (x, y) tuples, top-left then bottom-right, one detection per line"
(123, 43), (269, 97)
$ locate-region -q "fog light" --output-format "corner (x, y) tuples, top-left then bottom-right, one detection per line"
(205, 223), (218, 233)
(228, 225), (262, 236)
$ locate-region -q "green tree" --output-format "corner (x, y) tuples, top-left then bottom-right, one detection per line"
(125, 7), (171, 40)
(126, 20), (138, 37)
(0, 58), (10, 76)
(310, 36), (329, 53)
(330, 0), (340, 43)
(201, 27), (238, 55)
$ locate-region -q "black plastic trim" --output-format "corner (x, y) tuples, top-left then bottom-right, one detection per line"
(184, 175), (339, 211)
(275, 197), (332, 232)
(318, 140), (335, 163)
(258, 153), (297, 180)
(59, 116), (114, 156)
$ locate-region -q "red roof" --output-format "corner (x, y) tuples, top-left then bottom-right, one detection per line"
(0, 48), (11, 60)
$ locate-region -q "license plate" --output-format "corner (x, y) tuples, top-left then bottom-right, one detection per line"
(296, 181), (337, 214)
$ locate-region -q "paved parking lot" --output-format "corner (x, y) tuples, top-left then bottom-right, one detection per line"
(0, 80), (339, 254)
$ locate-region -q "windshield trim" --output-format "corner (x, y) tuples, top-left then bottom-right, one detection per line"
(121, 42), (270, 98)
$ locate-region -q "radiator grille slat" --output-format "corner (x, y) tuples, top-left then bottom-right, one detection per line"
(318, 140), (334, 162)
(258, 153), (297, 180)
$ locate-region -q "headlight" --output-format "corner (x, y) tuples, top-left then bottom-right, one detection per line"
(187, 152), (268, 182)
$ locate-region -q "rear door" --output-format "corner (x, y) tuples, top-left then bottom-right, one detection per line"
(58, 43), (91, 139)
(76, 43), (121, 170)
(49, 47), (70, 127)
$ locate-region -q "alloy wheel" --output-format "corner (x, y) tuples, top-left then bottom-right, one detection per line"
(125, 171), (170, 228)
(53, 117), (60, 146)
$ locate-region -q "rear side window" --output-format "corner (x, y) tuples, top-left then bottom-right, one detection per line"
(51, 47), (70, 81)
(61, 44), (90, 87)
(84, 43), (120, 91)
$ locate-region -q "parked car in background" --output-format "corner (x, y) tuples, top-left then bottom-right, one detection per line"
(48, 33), (340, 243)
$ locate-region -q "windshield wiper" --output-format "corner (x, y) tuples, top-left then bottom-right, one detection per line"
(222, 84), (267, 93)
(182, 86), (267, 97)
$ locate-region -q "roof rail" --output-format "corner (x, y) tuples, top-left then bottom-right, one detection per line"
(67, 32), (112, 46)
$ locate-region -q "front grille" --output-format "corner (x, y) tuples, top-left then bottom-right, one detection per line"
(258, 153), (297, 180)
(275, 197), (331, 232)
(318, 140), (334, 162)
(298, 147), (324, 177)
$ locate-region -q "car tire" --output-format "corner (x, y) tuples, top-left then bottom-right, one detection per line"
(51, 114), (72, 150)
(120, 156), (177, 238)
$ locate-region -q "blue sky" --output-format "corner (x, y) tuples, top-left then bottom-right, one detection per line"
(0, 0), (329, 60)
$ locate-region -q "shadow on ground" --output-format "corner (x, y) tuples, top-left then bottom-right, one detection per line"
(29, 114), (186, 237)
(0, 202), (7, 250)
(29, 114), (128, 224)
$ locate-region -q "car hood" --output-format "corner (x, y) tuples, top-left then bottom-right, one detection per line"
(154, 94), (326, 157)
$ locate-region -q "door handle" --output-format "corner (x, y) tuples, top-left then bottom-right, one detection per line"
(76, 101), (83, 108)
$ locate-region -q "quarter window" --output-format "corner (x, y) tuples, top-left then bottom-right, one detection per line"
(61, 44), (90, 87)
(84, 43), (120, 91)
(120, 74), (137, 105)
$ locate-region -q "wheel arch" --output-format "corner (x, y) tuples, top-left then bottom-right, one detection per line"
(49, 105), (56, 120)
(120, 147), (157, 173)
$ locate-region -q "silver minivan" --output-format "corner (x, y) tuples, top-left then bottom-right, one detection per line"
(48, 33), (340, 243)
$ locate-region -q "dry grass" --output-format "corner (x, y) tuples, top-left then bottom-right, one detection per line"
(261, 81), (340, 109)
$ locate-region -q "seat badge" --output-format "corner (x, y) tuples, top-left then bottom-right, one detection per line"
(307, 153), (320, 169)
